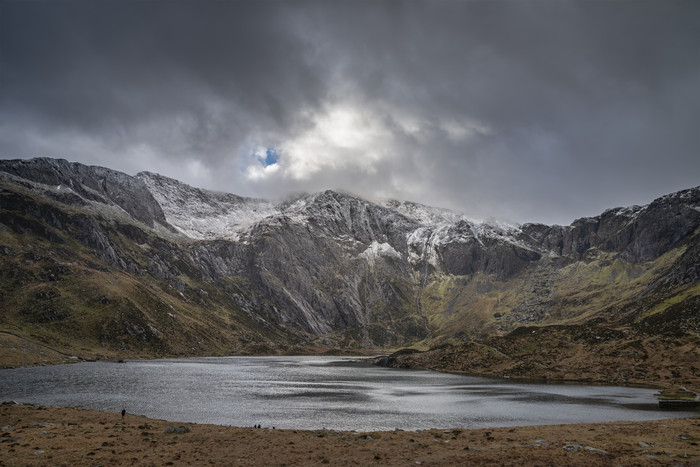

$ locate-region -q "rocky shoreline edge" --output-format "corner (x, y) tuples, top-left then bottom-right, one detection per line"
(372, 343), (700, 409)
(2, 402), (699, 466)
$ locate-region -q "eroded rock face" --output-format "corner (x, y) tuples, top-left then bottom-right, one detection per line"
(518, 188), (700, 263)
(0, 158), (171, 229)
(436, 222), (541, 279)
(1, 157), (698, 350)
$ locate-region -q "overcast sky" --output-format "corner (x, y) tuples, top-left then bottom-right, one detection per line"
(1, 0), (698, 225)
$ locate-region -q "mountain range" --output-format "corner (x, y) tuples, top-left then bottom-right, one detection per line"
(0, 157), (698, 390)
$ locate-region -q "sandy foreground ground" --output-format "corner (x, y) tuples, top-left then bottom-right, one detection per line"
(1, 404), (698, 466)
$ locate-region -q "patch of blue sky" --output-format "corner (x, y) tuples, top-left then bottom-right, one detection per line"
(258, 147), (279, 167)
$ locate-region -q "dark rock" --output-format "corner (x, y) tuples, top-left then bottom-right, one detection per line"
(659, 400), (700, 410)
(0, 158), (173, 229)
(562, 444), (581, 451)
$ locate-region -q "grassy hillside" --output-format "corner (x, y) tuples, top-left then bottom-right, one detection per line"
(0, 186), (317, 365)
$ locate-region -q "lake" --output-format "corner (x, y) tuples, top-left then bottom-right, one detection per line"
(0, 356), (695, 431)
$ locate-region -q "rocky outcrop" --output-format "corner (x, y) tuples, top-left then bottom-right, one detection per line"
(0, 158), (172, 229)
(436, 221), (541, 279)
(519, 187), (700, 263)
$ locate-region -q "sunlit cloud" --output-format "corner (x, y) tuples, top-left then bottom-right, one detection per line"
(243, 104), (395, 182)
(2, 1), (698, 224)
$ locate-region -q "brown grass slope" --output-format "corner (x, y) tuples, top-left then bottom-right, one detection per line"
(2, 404), (699, 466)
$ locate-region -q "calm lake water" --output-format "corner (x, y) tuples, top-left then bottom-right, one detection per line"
(0, 356), (696, 431)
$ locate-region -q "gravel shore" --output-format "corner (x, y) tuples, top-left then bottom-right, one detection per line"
(1, 403), (698, 466)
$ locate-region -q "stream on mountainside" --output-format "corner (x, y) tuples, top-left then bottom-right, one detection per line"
(0, 356), (696, 431)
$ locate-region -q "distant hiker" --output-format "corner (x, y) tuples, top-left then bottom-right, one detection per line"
(121, 409), (126, 420)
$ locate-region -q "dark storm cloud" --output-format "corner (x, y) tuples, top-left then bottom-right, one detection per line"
(1, 0), (698, 225)
(1, 1), (324, 144)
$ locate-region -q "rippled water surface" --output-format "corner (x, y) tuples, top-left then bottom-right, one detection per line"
(0, 356), (695, 430)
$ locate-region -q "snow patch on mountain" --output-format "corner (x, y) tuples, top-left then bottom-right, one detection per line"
(380, 197), (531, 256)
(602, 205), (645, 218)
(361, 241), (401, 267)
(137, 171), (532, 254)
(407, 227), (439, 268)
(404, 218), (533, 270)
(379, 199), (473, 226)
(137, 172), (279, 240)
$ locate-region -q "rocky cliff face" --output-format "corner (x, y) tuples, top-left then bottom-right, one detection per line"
(1, 157), (698, 358)
(518, 187), (700, 263)
(0, 158), (172, 230)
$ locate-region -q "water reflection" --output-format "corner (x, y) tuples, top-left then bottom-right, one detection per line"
(0, 356), (696, 431)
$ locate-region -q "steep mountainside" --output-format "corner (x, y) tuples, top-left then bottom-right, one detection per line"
(0, 158), (698, 382)
(136, 172), (278, 240)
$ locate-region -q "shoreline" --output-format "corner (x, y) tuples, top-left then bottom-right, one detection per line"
(2, 339), (697, 414)
(3, 349), (697, 405)
(372, 356), (700, 404)
(0, 330), (383, 370)
(2, 403), (699, 466)
(2, 329), (697, 400)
